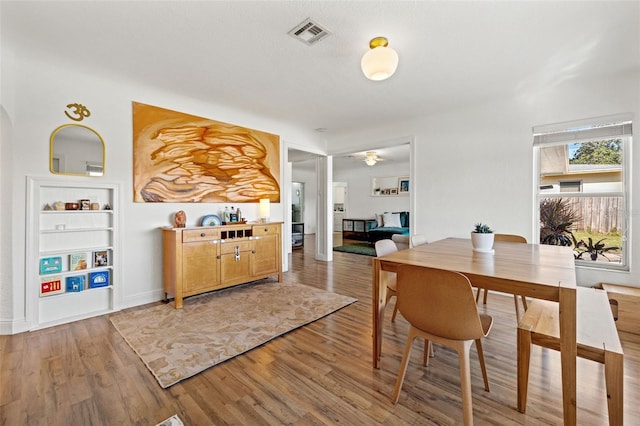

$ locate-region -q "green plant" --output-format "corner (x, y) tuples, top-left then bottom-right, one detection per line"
(573, 236), (620, 261)
(539, 198), (581, 247)
(473, 223), (493, 234)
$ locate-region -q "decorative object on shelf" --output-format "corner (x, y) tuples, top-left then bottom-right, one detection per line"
(399, 177), (410, 194)
(132, 101), (280, 203)
(69, 252), (88, 270)
(93, 250), (109, 267)
(201, 214), (222, 227)
(43, 203), (52, 211)
(361, 36), (399, 81)
(80, 199), (90, 210)
(174, 210), (186, 228)
(259, 198), (270, 223)
(40, 256), (62, 274)
(91, 202), (100, 210)
(66, 275), (86, 292)
(89, 271), (110, 288)
(54, 201), (65, 210)
(65, 202), (80, 210)
(103, 203), (112, 210)
(40, 277), (63, 297)
(471, 223), (495, 253)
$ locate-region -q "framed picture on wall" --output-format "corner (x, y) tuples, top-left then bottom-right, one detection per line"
(399, 177), (410, 194)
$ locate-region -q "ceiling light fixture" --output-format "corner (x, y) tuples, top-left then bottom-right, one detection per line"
(364, 151), (378, 166)
(361, 37), (399, 81)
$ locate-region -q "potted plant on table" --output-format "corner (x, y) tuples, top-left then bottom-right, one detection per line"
(471, 222), (494, 252)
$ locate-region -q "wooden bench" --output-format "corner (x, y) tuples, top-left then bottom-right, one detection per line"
(517, 287), (624, 425)
(601, 283), (640, 335)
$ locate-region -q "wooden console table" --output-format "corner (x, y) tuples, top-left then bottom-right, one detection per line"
(162, 222), (282, 308)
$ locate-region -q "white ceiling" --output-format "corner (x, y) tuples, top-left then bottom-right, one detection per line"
(2, 1), (639, 136)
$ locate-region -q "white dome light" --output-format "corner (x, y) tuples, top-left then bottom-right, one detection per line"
(361, 37), (399, 81)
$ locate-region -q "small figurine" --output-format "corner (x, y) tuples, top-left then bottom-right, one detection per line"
(174, 210), (186, 228)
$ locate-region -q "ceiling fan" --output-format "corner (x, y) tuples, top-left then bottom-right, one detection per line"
(364, 151), (383, 166)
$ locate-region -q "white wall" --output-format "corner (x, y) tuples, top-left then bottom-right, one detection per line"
(0, 51), (325, 333)
(328, 70), (640, 288)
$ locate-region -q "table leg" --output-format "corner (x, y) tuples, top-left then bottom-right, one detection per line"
(604, 350), (624, 426)
(372, 257), (385, 368)
(559, 286), (577, 425)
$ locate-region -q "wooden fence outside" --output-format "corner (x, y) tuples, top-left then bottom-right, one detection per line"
(569, 197), (623, 234)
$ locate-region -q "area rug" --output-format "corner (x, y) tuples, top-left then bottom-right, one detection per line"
(110, 281), (356, 388)
(333, 242), (376, 256)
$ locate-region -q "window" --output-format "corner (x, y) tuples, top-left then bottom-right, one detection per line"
(534, 114), (632, 270)
(559, 180), (582, 193)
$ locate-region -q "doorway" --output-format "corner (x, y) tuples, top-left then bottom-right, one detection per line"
(292, 181), (304, 248)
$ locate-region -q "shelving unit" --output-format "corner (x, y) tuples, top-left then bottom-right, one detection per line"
(26, 177), (120, 329)
(292, 222), (304, 248)
(342, 218), (377, 241)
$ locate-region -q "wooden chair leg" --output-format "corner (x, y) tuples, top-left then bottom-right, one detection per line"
(475, 339), (490, 392)
(482, 288), (488, 305)
(391, 302), (399, 322)
(475, 288), (481, 303)
(514, 295), (521, 321)
(517, 326), (532, 413)
(520, 295), (528, 311)
(392, 327), (418, 404)
(604, 350), (624, 426)
(456, 340), (475, 426)
(423, 339), (433, 366)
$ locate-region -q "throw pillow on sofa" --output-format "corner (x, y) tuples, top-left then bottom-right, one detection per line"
(382, 212), (402, 228)
(375, 213), (384, 227)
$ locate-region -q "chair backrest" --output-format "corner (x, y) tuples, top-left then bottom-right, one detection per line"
(396, 264), (486, 340)
(494, 234), (527, 244)
(375, 239), (398, 257)
(391, 234), (410, 250)
(410, 234), (428, 247)
(375, 239), (399, 290)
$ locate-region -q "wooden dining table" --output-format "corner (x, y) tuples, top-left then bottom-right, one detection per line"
(372, 237), (578, 425)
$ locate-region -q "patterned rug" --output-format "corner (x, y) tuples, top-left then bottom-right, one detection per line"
(333, 242), (376, 256)
(110, 281), (356, 388)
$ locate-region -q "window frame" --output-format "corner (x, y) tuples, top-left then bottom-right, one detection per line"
(533, 115), (632, 271)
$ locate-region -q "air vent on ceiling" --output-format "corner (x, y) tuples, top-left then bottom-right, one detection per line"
(288, 18), (331, 46)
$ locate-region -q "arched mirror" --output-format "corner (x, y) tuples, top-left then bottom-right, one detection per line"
(50, 124), (105, 176)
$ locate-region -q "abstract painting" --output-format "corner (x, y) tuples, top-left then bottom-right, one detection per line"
(132, 102), (280, 203)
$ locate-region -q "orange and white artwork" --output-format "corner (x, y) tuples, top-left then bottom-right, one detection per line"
(132, 102), (280, 203)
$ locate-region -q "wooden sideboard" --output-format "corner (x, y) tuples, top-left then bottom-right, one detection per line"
(162, 222), (282, 308)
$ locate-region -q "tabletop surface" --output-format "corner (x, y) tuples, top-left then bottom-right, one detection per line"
(377, 237), (577, 291)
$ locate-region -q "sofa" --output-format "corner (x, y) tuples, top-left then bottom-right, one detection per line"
(368, 211), (410, 243)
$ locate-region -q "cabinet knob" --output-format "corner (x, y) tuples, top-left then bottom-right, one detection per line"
(200, 233), (206, 237)
(264, 228), (268, 232)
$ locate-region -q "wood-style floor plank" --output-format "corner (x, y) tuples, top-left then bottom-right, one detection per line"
(1, 234), (639, 425)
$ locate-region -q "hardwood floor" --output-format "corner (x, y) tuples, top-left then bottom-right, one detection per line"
(2, 234), (639, 425)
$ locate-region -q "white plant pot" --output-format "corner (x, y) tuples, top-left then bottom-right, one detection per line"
(471, 232), (495, 253)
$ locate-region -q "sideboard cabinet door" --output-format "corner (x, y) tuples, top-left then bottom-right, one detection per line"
(252, 224), (281, 277)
